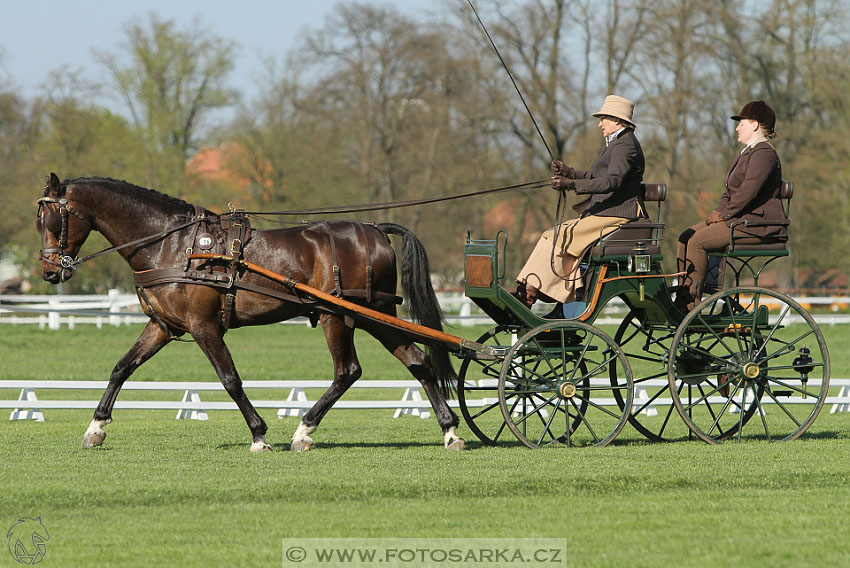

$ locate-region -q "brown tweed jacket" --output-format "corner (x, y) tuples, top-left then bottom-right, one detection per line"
(716, 141), (787, 237)
(572, 129), (646, 220)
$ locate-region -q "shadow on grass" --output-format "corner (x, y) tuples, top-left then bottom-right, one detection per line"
(214, 439), (530, 451)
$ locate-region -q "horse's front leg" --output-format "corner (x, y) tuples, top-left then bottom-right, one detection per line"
(191, 324), (271, 452)
(83, 320), (172, 448)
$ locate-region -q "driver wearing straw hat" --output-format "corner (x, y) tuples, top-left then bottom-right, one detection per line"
(516, 95), (647, 312)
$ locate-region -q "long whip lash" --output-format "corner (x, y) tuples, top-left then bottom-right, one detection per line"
(466, 0), (555, 161)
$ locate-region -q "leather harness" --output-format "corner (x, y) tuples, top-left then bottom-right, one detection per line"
(133, 211), (401, 334)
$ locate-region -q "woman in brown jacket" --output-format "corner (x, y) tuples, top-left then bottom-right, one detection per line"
(676, 100), (788, 310)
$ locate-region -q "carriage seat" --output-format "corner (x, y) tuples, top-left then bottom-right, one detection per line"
(589, 183), (666, 257)
(705, 180), (793, 288)
(710, 180), (793, 257)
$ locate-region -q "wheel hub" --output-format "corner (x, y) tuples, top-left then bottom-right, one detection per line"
(558, 382), (577, 398)
(742, 361), (761, 379)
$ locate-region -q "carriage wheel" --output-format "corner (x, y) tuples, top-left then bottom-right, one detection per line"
(499, 321), (633, 448)
(611, 311), (686, 441)
(668, 287), (830, 444)
(457, 325), (515, 445)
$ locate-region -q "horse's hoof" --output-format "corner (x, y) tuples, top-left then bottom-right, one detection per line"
(290, 440), (313, 452)
(446, 437), (466, 451)
(82, 431), (106, 448)
(250, 441), (273, 453)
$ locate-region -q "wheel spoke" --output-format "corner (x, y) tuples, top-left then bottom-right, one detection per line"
(536, 398), (564, 447)
(760, 385), (804, 427)
(569, 397), (600, 443)
(500, 321), (632, 448)
(669, 287), (829, 444)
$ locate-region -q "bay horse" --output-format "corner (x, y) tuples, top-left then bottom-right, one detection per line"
(36, 173), (465, 452)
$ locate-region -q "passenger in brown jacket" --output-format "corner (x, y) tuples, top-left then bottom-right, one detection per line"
(516, 95), (646, 310)
(676, 100), (788, 310)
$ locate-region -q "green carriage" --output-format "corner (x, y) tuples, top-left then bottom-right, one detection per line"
(456, 181), (830, 448)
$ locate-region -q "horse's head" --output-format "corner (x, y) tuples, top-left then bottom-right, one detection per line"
(36, 173), (94, 284)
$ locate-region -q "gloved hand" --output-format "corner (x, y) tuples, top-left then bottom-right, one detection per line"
(551, 176), (576, 191)
(705, 211), (723, 225)
(551, 160), (576, 178)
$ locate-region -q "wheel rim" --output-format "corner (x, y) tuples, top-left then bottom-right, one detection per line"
(499, 321), (633, 448)
(612, 310), (686, 442)
(668, 287), (830, 444)
(457, 326), (515, 445)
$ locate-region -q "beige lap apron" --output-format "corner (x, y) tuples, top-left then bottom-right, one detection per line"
(517, 215), (628, 303)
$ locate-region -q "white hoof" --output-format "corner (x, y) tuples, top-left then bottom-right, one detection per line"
(444, 426), (465, 451)
(250, 440), (273, 453)
(290, 439), (313, 452)
(82, 419), (110, 448)
(291, 421), (316, 452)
(82, 431), (106, 449)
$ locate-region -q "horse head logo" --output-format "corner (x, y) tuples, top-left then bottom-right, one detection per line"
(6, 517), (50, 565)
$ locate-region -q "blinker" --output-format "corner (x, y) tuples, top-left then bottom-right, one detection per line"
(44, 211), (62, 233)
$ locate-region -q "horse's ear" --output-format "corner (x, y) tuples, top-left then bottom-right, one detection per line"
(50, 173), (61, 191)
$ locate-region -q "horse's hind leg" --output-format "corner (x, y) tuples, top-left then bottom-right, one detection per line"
(365, 325), (464, 451)
(190, 323), (271, 452)
(83, 320), (172, 448)
(291, 314), (362, 452)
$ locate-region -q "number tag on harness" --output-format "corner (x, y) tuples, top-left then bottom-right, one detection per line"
(197, 234), (215, 251)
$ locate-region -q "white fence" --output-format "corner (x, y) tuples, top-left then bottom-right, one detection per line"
(0, 290), (495, 328)
(0, 290), (145, 329)
(5, 291), (850, 329)
(0, 379), (467, 422)
(3, 378), (849, 423)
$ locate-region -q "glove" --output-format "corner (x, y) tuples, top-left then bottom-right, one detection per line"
(551, 160), (576, 178)
(551, 176), (576, 191)
(706, 211), (723, 225)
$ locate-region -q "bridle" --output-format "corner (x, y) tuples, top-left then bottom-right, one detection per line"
(36, 194), (92, 272)
(37, 186), (206, 274)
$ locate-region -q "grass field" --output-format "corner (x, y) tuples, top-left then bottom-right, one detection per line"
(2, 322), (850, 567)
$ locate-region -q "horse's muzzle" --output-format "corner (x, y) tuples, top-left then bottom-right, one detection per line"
(42, 266), (74, 284)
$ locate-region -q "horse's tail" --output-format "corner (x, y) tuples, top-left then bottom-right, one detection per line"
(378, 222), (457, 395)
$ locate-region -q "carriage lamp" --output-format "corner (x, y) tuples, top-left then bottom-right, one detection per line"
(632, 242), (651, 273)
(793, 346), (814, 398)
(628, 242), (651, 301)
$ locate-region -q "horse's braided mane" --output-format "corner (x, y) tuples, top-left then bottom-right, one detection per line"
(65, 176), (191, 209)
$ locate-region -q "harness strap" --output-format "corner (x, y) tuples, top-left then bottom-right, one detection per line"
(221, 292), (236, 330)
(135, 286), (187, 341)
(321, 222), (344, 297)
(354, 223), (374, 303)
(218, 211), (251, 331)
(185, 205), (207, 270)
(134, 267), (234, 288)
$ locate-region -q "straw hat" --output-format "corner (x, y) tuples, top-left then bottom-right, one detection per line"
(592, 95), (636, 128)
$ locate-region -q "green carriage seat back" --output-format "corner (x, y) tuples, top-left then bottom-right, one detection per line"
(589, 183), (666, 258)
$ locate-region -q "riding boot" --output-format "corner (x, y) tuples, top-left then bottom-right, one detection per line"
(542, 303), (565, 320)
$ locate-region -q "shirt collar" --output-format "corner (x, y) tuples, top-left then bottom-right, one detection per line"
(741, 136), (768, 153)
(605, 127), (626, 147)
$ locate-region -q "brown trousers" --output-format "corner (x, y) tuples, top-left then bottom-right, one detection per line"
(677, 221), (763, 307)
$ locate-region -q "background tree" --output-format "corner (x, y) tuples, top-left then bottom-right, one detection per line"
(4, 0), (850, 293)
(97, 14), (238, 195)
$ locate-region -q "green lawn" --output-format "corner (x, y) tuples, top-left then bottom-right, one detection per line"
(1, 323), (849, 567)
